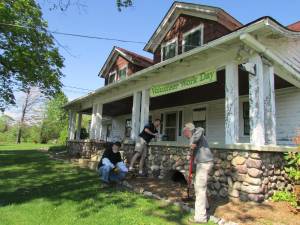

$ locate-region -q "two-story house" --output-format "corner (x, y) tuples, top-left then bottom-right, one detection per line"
(65, 2), (300, 147)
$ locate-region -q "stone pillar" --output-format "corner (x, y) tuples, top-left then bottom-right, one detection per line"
(263, 64), (276, 145)
(140, 89), (150, 132)
(249, 54), (265, 145)
(68, 110), (76, 140)
(131, 91), (141, 140)
(225, 62), (239, 144)
(75, 112), (82, 140)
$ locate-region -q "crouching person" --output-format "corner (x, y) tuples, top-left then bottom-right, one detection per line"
(98, 142), (128, 184)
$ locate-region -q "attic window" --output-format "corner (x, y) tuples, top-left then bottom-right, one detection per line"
(108, 71), (116, 84)
(183, 24), (204, 52)
(161, 38), (178, 61)
(118, 66), (127, 80)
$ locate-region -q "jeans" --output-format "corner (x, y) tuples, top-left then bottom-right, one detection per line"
(194, 161), (213, 222)
(99, 165), (126, 183)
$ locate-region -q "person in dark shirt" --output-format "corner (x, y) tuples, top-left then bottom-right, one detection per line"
(98, 142), (128, 184)
(129, 119), (161, 176)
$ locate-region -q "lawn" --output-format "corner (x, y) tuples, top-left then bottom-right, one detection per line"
(0, 143), (214, 225)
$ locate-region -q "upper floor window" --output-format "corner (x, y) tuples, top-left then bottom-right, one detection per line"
(161, 38), (178, 61)
(108, 71), (116, 84)
(183, 24), (204, 52)
(118, 66), (127, 81)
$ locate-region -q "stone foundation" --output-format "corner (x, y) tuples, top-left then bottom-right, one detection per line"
(67, 140), (294, 203)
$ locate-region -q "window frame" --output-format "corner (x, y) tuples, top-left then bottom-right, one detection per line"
(108, 70), (117, 84)
(242, 101), (250, 136)
(118, 65), (128, 81)
(161, 37), (178, 61)
(182, 24), (204, 53)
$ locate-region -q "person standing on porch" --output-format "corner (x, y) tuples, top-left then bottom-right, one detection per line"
(183, 123), (214, 224)
(128, 119), (161, 176)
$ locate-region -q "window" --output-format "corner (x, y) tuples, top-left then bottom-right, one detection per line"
(106, 124), (112, 141)
(161, 38), (178, 61)
(183, 25), (204, 52)
(193, 107), (206, 133)
(108, 71), (116, 84)
(125, 119), (132, 138)
(164, 112), (177, 141)
(178, 111), (183, 136)
(160, 114), (164, 134)
(118, 66), (127, 80)
(243, 102), (250, 135)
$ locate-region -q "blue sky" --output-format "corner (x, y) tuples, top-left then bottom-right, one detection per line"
(39, 0), (300, 101)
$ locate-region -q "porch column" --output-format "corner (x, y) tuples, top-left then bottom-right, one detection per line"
(68, 110), (76, 140)
(131, 91), (141, 140)
(263, 64), (276, 145)
(140, 89), (150, 132)
(249, 54), (265, 145)
(75, 112), (82, 140)
(225, 62), (239, 144)
(90, 104), (97, 140)
(95, 103), (103, 141)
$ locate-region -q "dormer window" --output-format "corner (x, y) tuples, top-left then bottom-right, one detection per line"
(183, 24), (204, 52)
(161, 38), (178, 61)
(118, 66), (127, 81)
(108, 71), (116, 84)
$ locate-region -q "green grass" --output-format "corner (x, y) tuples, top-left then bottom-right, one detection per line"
(0, 143), (215, 225)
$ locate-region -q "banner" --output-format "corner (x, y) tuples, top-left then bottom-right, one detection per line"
(150, 69), (217, 97)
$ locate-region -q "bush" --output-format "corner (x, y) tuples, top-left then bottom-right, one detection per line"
(271, 190), (297, 207)
(284, 152), (300, 183)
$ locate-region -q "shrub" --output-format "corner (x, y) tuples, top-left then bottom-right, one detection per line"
(271, 190), (297, 207)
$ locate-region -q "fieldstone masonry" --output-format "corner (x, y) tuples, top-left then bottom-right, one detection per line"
(67, 140), (293, 203)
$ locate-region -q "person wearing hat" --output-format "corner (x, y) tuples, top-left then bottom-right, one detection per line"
(98, 142), (128, 184)
(183, 123), (213, 224)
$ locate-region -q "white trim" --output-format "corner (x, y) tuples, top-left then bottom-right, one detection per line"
(117, 65), (128, 81)
(161, 37), (178, 61)
(182, 24), (204, 53)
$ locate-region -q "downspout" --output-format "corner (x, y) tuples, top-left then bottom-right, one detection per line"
(240, 33), (300, 88)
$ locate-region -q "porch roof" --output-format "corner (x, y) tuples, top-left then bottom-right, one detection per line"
(64, 17), (300, 110)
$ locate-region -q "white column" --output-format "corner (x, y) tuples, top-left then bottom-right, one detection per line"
(95, 103), (103, 140)
(225, 62), (239, 144)
(68, 110), (76, 140)
(75, 112), (82, 140)
(263, 64), (276, 145)
(131, 91), (141, 140)
(90, 104), (97, 140)
(249, 54), (265, 145)
(140, 89), (150, 132)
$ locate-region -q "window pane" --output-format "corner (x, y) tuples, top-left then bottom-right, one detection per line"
(119, 68), (127, 80)
(166, 113), (176, 127)
(243, 102), (250, 135)
(178, 111), (182, 136)
(165, 128), (176, 141)
(163, 42), (176, 60)
(184, 29), (201, 52)
(125, 119), (131, 137)
(108, 74), (115, 83)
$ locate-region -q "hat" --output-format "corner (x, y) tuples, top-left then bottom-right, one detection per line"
(113, 141), (121, 147)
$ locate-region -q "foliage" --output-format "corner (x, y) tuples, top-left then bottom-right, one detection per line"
(0, 144), (198, 225)
(116, 0), (133, 11)
(0, 114), (14, 132)
(0, 0), (64, 111)
(271, 190), (297, 207)
(284, 152), (300, 182)
(40, 92), (68, 144)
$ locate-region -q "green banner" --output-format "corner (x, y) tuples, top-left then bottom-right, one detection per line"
(150, 69), (217, 97)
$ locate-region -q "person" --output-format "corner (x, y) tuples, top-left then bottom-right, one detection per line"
(98, 142), (128, 184)
(183, 123), (213, 224)
(128, 119), (161, 176)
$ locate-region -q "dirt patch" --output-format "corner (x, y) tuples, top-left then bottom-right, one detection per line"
(126, 176), (300, 225)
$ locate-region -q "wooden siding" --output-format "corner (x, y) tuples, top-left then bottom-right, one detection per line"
(153, 15), (231, 63)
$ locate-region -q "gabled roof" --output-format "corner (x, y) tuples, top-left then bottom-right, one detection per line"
(144, 1), (243, 53)
(288, 21), (300, 31)
(99, 46), (153, 78)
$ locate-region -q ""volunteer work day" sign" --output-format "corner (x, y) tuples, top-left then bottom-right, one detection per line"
(150, 69), (217, 97)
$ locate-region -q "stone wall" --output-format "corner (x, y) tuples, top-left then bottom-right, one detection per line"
(67, 141), (293, 203)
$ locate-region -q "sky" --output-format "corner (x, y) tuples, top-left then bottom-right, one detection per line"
(36, 0), (300, 101)
(35, 0), (300, 101)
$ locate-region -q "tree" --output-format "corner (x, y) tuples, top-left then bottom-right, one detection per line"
(0, 0), (64, 111)
(0, 114), (14, 132)
(40, 92), (68, 144)
(16, 87), (45, 143)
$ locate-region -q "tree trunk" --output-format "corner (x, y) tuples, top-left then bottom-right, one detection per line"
(16, 90), (30, 144)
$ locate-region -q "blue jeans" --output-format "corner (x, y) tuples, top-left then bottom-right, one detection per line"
(99, 165), (126, 183)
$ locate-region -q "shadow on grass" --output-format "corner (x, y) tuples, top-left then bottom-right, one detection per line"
(0, 148), (190, 224)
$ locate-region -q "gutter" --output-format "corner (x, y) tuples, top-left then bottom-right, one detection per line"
(240, 33), (300, 88)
